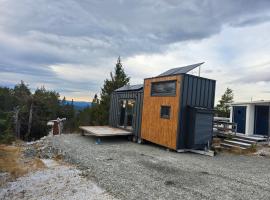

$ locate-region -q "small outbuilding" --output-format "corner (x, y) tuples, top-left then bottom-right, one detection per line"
(230, 100), (270, 137)
(109, 63), (216, 151)
(109, 84), (144, 140)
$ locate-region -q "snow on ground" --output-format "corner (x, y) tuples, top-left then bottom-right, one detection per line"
(0, 159), (116, 200)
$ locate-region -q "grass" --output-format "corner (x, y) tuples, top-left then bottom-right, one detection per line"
(0, 144), (45, 183)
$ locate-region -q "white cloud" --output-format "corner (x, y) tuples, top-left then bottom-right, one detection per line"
(0, 0), (270, 102)
(50, 64), (110, 83)
(125, 21), (270, 103)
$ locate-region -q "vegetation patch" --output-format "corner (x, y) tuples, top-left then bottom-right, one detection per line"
(0, 144), (45, 184)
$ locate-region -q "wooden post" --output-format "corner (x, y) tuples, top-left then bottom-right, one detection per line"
(26, 102), (33, 139)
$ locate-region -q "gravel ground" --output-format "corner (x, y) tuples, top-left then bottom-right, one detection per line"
(0, 158), (116, 200)
(51, 134), (270, 200)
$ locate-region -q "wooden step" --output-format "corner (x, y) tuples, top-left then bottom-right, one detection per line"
(220, 143), (247, 150)
(215, 132), (268, 142)
(231, 138), (257, 144)
(223, 139), (252, 148)
(234, 134), (267, 142)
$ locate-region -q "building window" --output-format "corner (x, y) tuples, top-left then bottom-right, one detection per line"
(160, 106), (171, 119)
(151, 80), (176, 96)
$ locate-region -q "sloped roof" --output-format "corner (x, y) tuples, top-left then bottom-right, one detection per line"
(115, 84), (143, 92)
(157, 62), (204, 77)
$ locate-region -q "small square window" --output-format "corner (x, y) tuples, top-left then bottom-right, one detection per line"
(160, 106), (171, 119)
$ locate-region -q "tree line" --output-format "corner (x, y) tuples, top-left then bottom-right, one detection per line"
(0, 82), (76, 143)
(0, 57), (129, 143)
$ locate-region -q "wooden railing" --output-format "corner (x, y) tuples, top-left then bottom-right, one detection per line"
(213, 119), (237, 135)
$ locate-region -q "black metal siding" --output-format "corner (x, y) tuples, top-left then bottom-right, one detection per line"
(109, 90), (143, 138)
(177, 74), (216, 149)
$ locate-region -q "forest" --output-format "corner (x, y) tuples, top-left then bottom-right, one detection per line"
(0, 58), (129, 143)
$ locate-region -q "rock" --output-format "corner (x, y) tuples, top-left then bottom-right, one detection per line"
(23, 147), (38, 158)
(259, 152), (267, 157)
(72, 189), (77, 193)
(0, 172), (11, 186)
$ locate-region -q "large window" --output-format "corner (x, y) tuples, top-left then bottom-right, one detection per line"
(160, 106), (171, 119)
(151, 80), (176, 96)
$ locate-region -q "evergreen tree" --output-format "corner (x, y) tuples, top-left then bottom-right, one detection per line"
(0, 82), (78, 143)
(92, 94), (99, 104)
(30, 87), (60, 140)
(62, 96), (66, 105)
(0, 87), (16, 143)
(95, 57), (130, 125)
(13, 81), (32, 139)
(0, 87), (16, 111)
(215, 88), (234, 117)
(14, 81), (31, 106)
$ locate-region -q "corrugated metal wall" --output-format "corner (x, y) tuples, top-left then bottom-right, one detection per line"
(177, 74), (216, 149)
(109, 90), (143, 138)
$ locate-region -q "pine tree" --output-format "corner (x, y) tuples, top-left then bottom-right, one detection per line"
(13, 81), (32, 139)
(215, 88), (234, 117)
(94, 57), (130, 125)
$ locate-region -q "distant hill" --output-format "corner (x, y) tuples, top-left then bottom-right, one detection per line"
(65, 100), (92, 110)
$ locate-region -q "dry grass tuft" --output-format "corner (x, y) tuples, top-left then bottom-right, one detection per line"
(0, 144), (45, 182)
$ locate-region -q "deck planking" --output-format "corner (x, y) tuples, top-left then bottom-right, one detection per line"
(79, 126), (132, 137)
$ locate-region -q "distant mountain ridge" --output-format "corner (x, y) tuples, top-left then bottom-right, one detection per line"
(65, 100), (92, 110)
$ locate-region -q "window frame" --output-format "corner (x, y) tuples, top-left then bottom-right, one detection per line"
(151, 80), (176, 97)
(160, 105), (171, 119)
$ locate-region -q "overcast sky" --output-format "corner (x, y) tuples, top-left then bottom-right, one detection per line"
(0, 0), (270, 103)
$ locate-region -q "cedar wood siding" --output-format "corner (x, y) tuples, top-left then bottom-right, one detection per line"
(140, 75), (182, 150)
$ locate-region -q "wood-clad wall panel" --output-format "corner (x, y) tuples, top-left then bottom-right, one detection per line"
(141, 75), (182, 149)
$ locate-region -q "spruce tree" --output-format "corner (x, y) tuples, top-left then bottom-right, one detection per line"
(96, 57), (130, 125)
(215, 88), (234, 117)
(92, 94), (99, 104)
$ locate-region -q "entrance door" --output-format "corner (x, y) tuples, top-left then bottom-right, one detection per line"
(126, 100), (135, 130)
(233, 106), (246, 134)
(118, 99), (135, 130)
(254, 106), (269, 136)
(119, 100), (126, 127)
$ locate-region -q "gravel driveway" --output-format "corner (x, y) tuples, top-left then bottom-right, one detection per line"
(52, 134), (270, 200)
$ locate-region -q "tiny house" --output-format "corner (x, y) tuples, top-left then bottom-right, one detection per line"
(109, 84), (144, 140)
(230, 101), (270, 137)
(109, 63), (216, 150)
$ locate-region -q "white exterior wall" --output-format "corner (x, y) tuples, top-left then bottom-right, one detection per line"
(229, 106), (233, 122)
(245, 104), (255, 136)
(230, 104), (254, 135)
(230, 103), (270, 136)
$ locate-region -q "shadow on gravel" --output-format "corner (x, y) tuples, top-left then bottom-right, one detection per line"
(81, 135), (130, 144)
(139, 159), (212, 188)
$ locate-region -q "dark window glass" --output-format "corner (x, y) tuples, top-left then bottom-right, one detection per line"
(160, 106), (171, 119)
(151, 81), (176, 96)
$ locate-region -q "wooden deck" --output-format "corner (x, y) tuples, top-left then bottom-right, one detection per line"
(79, 126), (132, 137)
